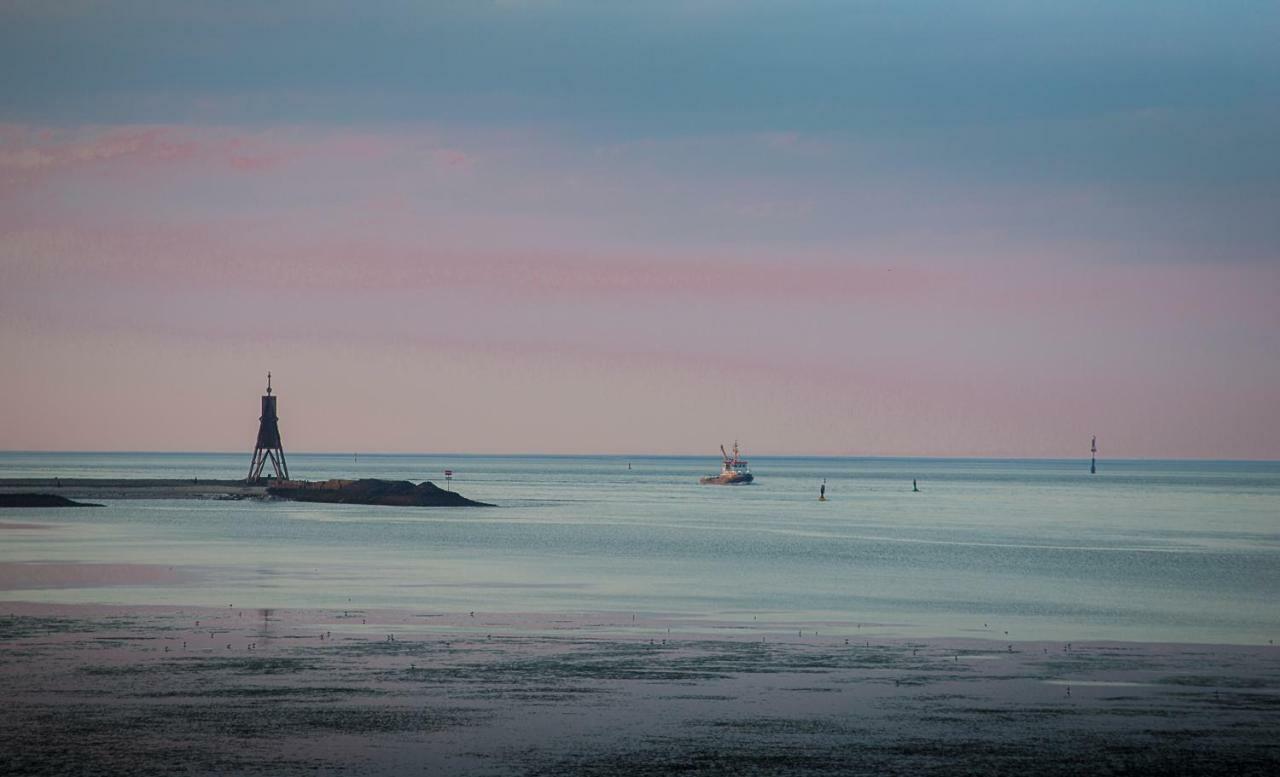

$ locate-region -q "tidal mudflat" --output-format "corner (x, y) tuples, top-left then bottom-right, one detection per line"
(3, 602), (1278, 776)
(3, 455), (1278, 773)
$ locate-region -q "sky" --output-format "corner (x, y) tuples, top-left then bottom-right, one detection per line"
(1, 1), (1278, 458)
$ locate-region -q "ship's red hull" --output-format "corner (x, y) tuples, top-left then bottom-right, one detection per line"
(699, 472), (754, 485)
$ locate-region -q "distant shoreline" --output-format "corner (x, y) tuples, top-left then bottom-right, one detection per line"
(0, 478), (267, 501)
(2, 451), (1278, 464)
(0, 494), (102, 508)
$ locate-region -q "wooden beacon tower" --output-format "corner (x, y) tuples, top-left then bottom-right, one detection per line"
(248, 372), (289, 482)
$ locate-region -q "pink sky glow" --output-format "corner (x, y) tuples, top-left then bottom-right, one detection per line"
(2, 123), (1278, 458)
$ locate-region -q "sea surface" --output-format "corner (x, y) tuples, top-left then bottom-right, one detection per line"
(2, 452), (1277, 645)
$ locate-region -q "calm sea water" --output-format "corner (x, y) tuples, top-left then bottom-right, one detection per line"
(2, 452), (1277, 645)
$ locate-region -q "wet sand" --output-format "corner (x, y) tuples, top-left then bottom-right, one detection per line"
(2, 601), (1277, 776)
(0, 562), (194, 590)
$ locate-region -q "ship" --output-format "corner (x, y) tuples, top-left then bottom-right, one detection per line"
(700, 441), (755, 485)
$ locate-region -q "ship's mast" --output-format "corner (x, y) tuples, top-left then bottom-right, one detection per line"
(1090, 435), (1097, 475)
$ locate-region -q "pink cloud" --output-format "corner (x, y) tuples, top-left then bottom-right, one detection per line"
(227, 154), (283, 172)
(0, 124), (425, 197)
(757, 131), (836, 156)
(432, 148), (473, 170)
(0, 125), (200, 174)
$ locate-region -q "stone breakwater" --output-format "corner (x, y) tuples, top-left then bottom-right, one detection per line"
(0, 478), (491, 507)
(267, 478), (493, 507)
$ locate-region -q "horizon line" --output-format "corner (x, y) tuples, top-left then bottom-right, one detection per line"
(1, 450), (1277, 464)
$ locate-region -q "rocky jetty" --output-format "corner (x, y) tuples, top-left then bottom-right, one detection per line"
(267, 479), (492, 507)
(0, 479), (266, 501)
(0, 493), (103, 508)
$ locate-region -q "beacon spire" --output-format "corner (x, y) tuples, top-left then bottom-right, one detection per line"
(248, 374), (289, 482)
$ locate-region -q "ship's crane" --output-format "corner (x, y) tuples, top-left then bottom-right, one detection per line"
(721, 441), (744, 464)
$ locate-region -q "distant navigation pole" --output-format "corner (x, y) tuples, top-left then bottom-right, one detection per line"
(1090, 435), (1097, 475)
(247, 372), (289, 482)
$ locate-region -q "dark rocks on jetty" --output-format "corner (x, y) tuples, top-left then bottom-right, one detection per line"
(0, 493), (103, 508)
(268, 479), (492, 507)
